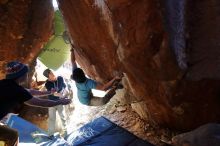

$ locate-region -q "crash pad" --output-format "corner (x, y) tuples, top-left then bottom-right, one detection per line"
(38, 10), (70, 70)
(66, 116), (154, 146)
(6, 115), (154, 146)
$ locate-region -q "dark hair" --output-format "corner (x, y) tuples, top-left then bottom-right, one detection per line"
(43, 69), (51, 78)
(71, 68), (86, 83)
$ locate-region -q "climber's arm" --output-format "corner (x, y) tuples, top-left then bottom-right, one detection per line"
(96, 74), (123, 91)
(71, 44), (77, 69)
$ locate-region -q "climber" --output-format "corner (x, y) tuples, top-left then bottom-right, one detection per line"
(0, 61), (71, 120)
(70, 44), (124, 106)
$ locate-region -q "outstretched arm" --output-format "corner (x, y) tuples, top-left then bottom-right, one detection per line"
(25, 88), (71, 107)
(25, 97), (71, 107)
(96, 74), (123, 91)
(26, 89), (54, 97)
(71, 44), (77, 70)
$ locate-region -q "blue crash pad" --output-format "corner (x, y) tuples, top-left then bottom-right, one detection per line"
(6, 115), (154, 146)
(6, 114), (46, 144)
(66, 116), (154, 146)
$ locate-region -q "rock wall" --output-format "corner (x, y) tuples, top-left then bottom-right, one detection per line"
(58, 0), (220, 130)
(0, 0), (54, 79)
(1, 0), (220, 131)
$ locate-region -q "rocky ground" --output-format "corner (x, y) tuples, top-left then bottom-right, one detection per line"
(66, 96), (177, 146)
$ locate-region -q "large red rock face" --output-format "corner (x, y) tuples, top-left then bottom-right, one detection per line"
(58, 0), (220, 130)
(0, 0), (54, 79)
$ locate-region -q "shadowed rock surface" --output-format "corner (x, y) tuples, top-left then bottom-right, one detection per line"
(57, 0), (220, 130)
(172, 123), (220, 146)
(0, 0), (54, 79)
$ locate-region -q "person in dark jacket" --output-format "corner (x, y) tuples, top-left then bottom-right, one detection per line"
(0, 61), (71, 120)
(43, 69), (68, 136)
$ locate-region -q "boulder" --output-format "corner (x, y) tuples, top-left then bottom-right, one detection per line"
(172, 123), (220, 146)
(57, 0), (220, 130)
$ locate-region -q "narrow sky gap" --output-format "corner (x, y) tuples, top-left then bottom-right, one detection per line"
(52, 0), (58, 9)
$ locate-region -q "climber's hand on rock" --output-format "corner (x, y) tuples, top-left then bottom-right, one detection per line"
(70, 43), (75, 52)
(114, 73), (124, 81)
(118, 72), (124, 78)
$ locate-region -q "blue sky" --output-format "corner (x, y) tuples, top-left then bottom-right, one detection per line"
(53, 0), (58, 8)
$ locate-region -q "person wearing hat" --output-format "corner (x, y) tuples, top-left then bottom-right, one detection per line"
(70, 44), (124, 106)
(0, 61), (71, 120)
(43, 68), (68, 136)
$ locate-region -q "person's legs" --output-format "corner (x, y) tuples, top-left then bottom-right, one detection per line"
(89, 81), (123, 106)
(102, 87), (117, 103)
(89, 88), (116, 106)
(89, 96), (106, 106)
(57, 105), (67, 133)
(48, 107), (57, 135)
